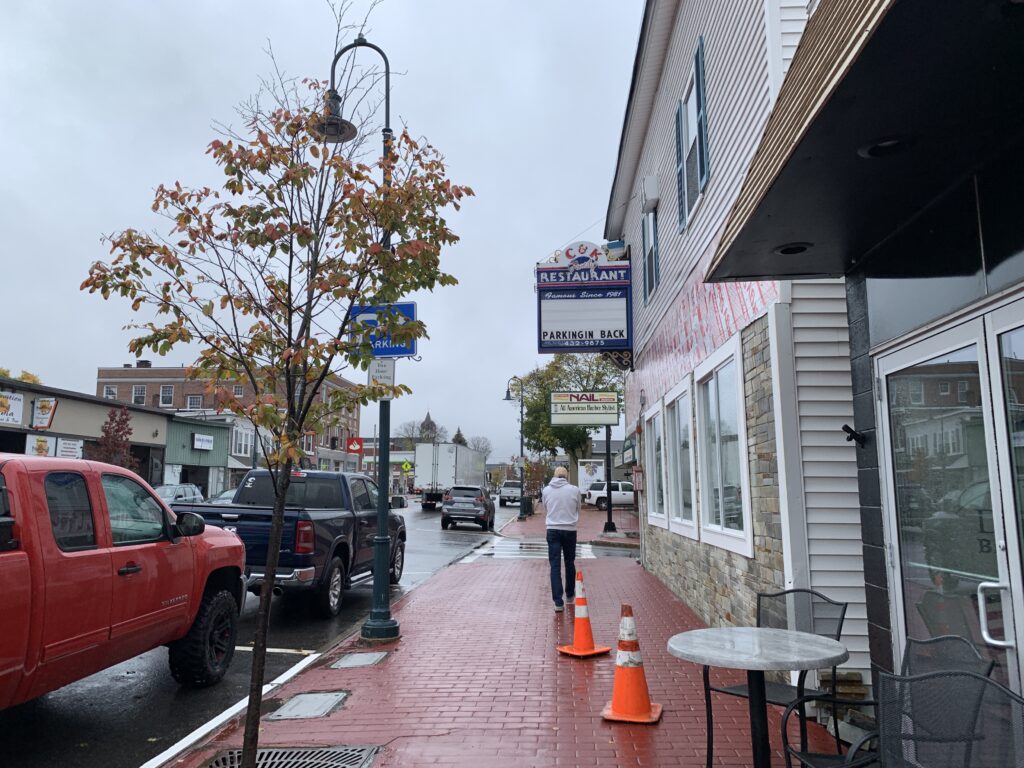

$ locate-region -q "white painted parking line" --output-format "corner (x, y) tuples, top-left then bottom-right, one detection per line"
(137, 651), (321, 768)
(234, 646), (317, 656)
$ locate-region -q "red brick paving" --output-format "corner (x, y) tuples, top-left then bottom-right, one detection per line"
(170, 558), (837, 768)
(501, 501), (639, 545)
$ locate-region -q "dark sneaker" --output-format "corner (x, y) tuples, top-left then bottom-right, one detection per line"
(566, 595), (575, 606)
(554, 601), (564, 612)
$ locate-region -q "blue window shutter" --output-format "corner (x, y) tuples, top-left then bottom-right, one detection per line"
(695, 36), (710, 190)
(641, 213), (649, 302)
(675, 101), (687, 229)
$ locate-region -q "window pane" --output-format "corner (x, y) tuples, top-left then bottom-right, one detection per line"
(101, 474), (165, 545)
(350, 479), (372, 510)
(676, 393), (693, 522)
(999, 327), (1024, 577)
(45, 472), (96, 551)
(716, 360), (743, 532)
(702, 378), (720, 526)
(685, 88), (698, 151)
(653, 413), (665, 517)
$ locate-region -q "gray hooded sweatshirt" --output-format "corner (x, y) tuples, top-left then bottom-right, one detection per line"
(542, 477), (580, 531)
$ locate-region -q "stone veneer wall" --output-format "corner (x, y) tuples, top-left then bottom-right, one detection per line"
(642, 315), (785, 628)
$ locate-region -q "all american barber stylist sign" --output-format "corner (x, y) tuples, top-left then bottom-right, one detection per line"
(536, 241), (633, 353)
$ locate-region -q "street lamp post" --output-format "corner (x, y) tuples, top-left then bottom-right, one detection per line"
(503, 376), (527, 521)
(316, 35), (399, 642)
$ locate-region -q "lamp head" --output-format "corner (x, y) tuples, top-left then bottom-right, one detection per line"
(313, 89), (358, 144)
(503, 388), (513, 401)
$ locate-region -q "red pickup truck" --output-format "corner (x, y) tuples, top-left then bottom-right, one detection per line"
(0, 455), (245, 711)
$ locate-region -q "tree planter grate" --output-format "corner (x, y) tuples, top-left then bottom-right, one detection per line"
(205, 745), (379, 768)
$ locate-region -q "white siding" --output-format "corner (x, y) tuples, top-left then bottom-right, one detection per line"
(791, 279), (870, 679)
(621, 0), (773, 357)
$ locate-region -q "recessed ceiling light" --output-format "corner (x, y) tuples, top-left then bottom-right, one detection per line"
(773, 242), (812, 256)
(857, 136), (915, 159)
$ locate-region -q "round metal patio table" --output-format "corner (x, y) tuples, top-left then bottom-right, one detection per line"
(668, 627), (849, 768)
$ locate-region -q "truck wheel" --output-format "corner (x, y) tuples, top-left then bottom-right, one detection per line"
(313, 557), (345, 618)
(441, 517), (451, 530)
(597, 498), (608, 511)
(389, 541), (405, 585)
(168, 589), (238, 688)
(488, 515), (495, 531)
(499, 499), (506, 507)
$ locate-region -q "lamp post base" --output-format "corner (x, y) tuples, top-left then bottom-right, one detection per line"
(603, 520), (617, 533)
(361, 617), (400, 641)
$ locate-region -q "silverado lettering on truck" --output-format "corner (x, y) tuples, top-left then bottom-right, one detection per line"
(0, 455), (245, 711)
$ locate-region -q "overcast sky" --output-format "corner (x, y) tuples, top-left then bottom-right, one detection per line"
(0, 1), (641, 462)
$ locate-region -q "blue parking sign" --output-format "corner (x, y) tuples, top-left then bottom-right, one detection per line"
(352, 302), (417, 358)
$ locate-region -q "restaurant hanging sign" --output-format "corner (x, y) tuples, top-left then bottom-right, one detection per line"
(536, 241), (632, 353)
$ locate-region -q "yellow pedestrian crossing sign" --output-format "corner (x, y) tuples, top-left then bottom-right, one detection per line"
(401, 461), (412, 472)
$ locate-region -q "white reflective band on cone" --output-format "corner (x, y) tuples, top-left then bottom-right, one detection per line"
(618, 617), (638, 641)
(575, 604), (588, 618)
(616, 649), (643, 667)
(577, 583), (586, 599)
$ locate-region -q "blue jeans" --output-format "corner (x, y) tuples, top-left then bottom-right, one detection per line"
(546, 528), (577, 604)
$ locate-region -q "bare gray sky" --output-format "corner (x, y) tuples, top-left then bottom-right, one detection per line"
(0, 1), (641, 462)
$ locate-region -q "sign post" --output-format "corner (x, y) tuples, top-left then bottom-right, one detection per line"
(352, 302), (416, 643)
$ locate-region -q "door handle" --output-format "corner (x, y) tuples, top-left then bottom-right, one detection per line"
(359, 519), (370, 527)
(976, 581), (1014, 649)
(118, 563), (143, 576)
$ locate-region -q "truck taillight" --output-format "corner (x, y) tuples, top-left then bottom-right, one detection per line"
(295, 520), (315, 554)
(476, 496), (486, 503)
(443, 494), (452, 502)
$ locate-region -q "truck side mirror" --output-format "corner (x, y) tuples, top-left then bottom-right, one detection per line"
(390, 495), (407, 509)
(175, 511), (206, 537)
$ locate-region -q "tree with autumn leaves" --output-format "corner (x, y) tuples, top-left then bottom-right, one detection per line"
(81, 44), (471, 764)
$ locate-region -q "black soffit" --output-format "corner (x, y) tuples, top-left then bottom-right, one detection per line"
(708, 0), (1024, 282)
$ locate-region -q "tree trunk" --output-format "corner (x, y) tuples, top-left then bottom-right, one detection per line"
(240, 459), (294, 768)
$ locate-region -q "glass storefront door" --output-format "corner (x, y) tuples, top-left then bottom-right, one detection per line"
(878, 317), (1020, 688)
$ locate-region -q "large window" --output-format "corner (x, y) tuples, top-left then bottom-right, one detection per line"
(160, 385), (174, 407)
(132, 385), (146, 405)
(644, 410), (666, 526)
(675, 36), (710, 230)
(696, 335), (751, 556)
(642, 208), (659, 302)
(103, 385), (117, 400)
(186, 394), (202, 410)
(232, 424), (253, 457)
(666, 382), (696, 535)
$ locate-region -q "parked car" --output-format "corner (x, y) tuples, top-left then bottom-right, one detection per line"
(175, 469), (406, 618)
(441, 485), (495, 530)
(206, 488), (237, 505)
(498, 480), (522, 507)
(0, 454), (245, 710)
(584, 481), (635, 510)
(155, 483), (205, 503)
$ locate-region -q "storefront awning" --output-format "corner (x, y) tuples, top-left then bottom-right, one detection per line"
(707, 0), (1024, 282)
(227, 456), (250, 470)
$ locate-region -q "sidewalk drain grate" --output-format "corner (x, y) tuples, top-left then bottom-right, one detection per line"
(205, 745), (379, 768)
(265, 691), (348, 720)
(330, 651), (388, 669)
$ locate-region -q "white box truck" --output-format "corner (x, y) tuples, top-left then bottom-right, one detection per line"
(414, 443), (486, 510)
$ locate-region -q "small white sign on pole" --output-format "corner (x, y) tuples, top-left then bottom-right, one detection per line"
(368, 358), (396, 400)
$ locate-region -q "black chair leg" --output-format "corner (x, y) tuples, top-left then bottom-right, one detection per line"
(703, 665), (714, 768)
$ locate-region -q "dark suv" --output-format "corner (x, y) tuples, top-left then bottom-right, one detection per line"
(441, 485), (495, 531)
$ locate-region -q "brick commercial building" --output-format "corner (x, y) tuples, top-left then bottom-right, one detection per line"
(96, 361), (362, 475)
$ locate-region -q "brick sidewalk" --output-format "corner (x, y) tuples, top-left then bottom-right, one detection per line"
(170, 557), (834, 767)
(501, 500), (639, 545)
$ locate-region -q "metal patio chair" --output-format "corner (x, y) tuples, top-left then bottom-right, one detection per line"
(703, 588), (849, 768)
(782, 636), (996, 768)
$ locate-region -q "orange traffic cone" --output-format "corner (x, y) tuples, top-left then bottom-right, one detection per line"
(601, 604), (663, 723)
(557, 571), (611, 658)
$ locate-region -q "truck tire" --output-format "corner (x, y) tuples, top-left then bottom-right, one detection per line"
(597, 497), (608, 511)
(389, 540), (405, 584)
(499, 498), (506, 507)
(168, 589), (238, 688)
(313, 557), (346, 618)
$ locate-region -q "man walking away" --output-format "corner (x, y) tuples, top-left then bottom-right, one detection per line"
(542, 466), (580, 612)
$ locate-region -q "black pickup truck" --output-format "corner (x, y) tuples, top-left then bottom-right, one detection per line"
(173, 469), (406, 618)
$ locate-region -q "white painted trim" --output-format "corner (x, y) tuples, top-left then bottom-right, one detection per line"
(665, 374), (699, 539)
(768, 300), (809, 590)
(762, 0), (784, 103)
(694, 332), (754, 558)
(642, 401), (670, 529)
